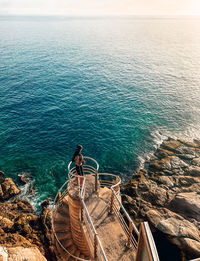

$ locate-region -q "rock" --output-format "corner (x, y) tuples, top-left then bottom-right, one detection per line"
(146, 209), (162, 227)
(14, 198), (35, 213)
(170, 156), (188, 169)
(185, 166), (200, 177)
(0, 233), (32, 247)
(18, 173), (31, 185)
(0, 178), (21, 201)
(0, 217), (14, 231)
(178, 139), (199, 148)
(41, 200), (50, 210)
(161, 140), (182, 153)
(180, 238), (200, 257)
(6, 246), (47, 261)
(120, 182), (138, 197)
(121, 194), (139, 215)
(147, 208), (200, 254)
(192, 157), (200, 166)
(155, 148), (174, 159)
(149, 157), (171, 172)
(0, 171), (5, 183)
(169, 192), (200, 221)
(122, 137), (200, 258)
(194, 139), (200, 146)
(0, 186), (4, 198)
(158, 176), (174, 187)
(149, 156), (187, 174)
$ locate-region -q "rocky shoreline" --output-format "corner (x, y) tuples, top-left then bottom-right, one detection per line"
(0, 172), (54, 260)
(1, 137), (200, 260)
(121, 137), (200, 260)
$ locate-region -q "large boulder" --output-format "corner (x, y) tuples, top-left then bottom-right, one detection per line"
(0, 216), (14, 231)
(185, 166), (200, 177)
(0, 178), (21, 200)
(121, 137), (200, 259)
(169, 192), (200, 221)
(146, 208), (200, 255)
(0, 246), (47, 261)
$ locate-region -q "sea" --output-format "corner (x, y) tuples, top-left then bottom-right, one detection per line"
(0, 15), (200, 208)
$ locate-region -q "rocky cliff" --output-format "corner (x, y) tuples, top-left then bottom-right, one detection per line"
(121, 138), (200, 260)
(0, 172), (54, 261)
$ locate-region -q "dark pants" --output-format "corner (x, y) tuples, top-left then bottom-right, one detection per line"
(76, 165), (83, 176)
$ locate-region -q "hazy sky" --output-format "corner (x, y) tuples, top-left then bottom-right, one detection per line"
(1, 0), (200, 16)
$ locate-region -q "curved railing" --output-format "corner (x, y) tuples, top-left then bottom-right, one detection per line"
(68, 156), (107, 261)
(52, 157), (139, 260)
(52, 180), (90, 261)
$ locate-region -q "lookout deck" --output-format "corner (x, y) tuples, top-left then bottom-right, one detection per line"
(86, 191), (136, 261)
(52, 157), (160, 261)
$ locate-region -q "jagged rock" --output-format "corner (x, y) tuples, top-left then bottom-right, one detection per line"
(0, 217), (14, 231)
(158, 176), (174, 187)
(180, 238), (200, 257)
(121, 194), (139, 216)
(169, 192), (200, 221)
(149, 156), (187, 175)
(0, 178), (21, 201)
(155, 147), (174, 159)
(120, 182), (138, 197)
(177, 139), (200, 148)
(161, 140), (182, 153)
(0, 233), (32, 247)
(0, 171), (5, 183)
(14, 198), (35, 213)
(185, 166), (200, 177)
(0, 173), (51, 260)
(146, 208), (200, 255)
(6, 246), (47, 261)
(121, 137), (200, 259)
(192, 157), (200, 166)
(18, 173), (31, 185)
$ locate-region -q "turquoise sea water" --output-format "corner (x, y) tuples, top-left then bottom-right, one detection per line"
(0, 16), (200, 205)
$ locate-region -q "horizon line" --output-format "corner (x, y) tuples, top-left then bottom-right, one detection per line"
(1, 14), (200, 18)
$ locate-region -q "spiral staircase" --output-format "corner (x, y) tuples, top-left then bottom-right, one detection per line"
(51, 157), (160, 261)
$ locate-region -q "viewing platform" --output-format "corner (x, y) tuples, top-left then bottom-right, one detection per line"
(51, 157), (160, 261)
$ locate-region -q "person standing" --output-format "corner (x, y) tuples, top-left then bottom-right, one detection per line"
(72, 145), (85, 176)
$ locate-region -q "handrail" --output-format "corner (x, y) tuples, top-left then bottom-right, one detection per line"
(68, 156), (107, 261)
(111, 187), (139, 236)
(81, 199), (108, 261)
(51, 180), (90, 261)
(144, 222), (160, 261)
(68, 156), (99, 173)
(53, 157), (139, 261)
(98, 172), (139, 249)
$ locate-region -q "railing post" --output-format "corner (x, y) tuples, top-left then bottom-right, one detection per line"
(58, 191), (62, 205)
(127, 221), (133, 248)
(95, 170), (98, 192)
(115, 176), (120, 194)
(110, 190), (114, 214)
(78, 176), (81, 192)
(80, 206), (84, 222)
(94, 234), (98, 260)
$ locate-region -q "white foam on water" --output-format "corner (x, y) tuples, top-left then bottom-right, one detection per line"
(137, 125), (200, 171)
(137, 130), (168, 169)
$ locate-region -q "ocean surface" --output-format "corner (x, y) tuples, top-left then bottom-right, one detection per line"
(0, 15), (200, 207)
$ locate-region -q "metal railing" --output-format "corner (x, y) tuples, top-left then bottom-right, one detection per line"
(68, 157), (107, 261)
(52, 157), (139, 260)
(52, 180), (90, 261)
(98, 173), (139, 250)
